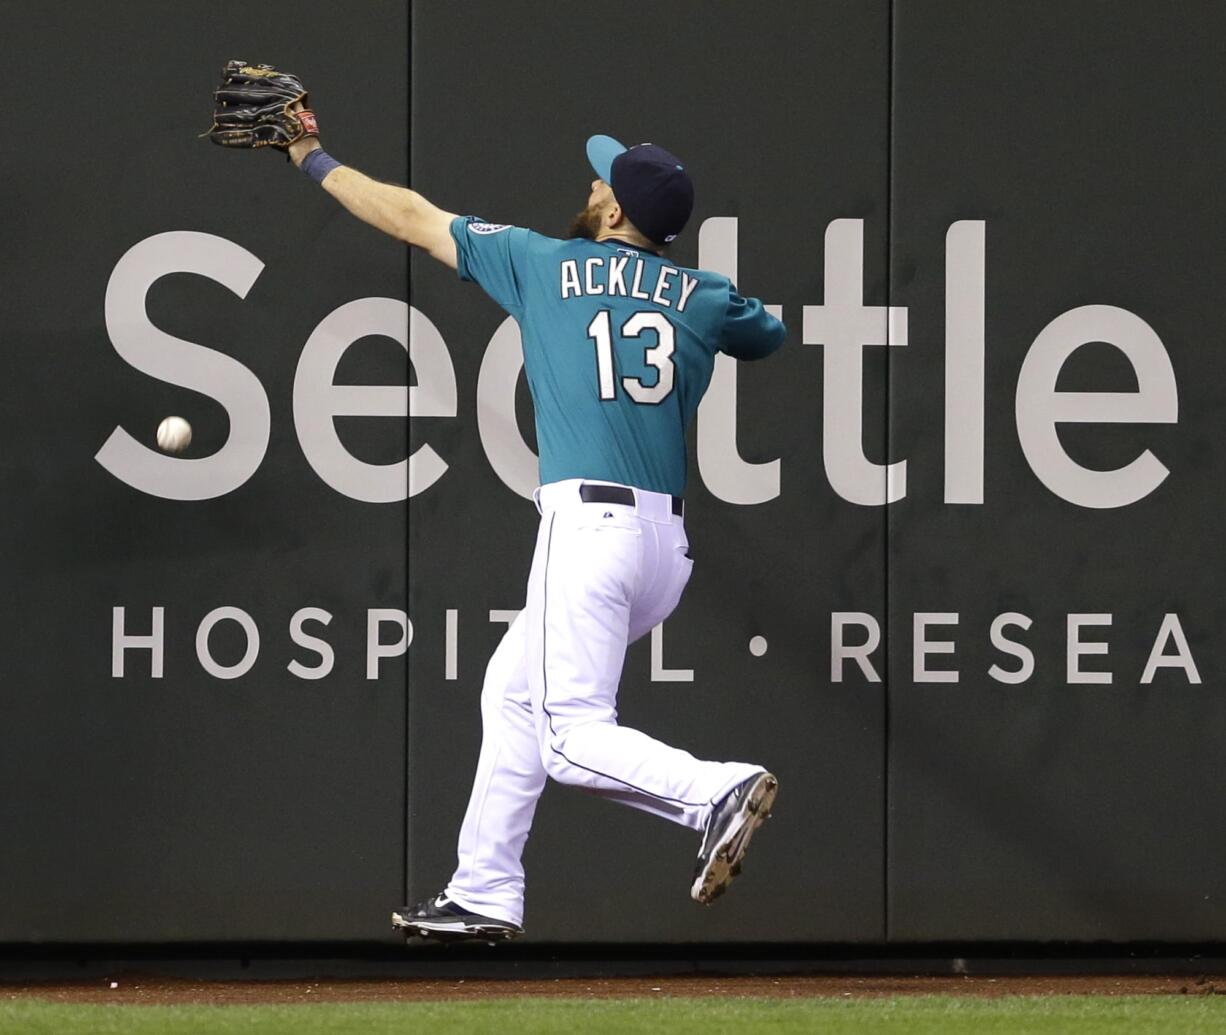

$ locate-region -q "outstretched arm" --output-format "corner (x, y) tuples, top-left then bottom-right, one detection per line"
(288, 137), (458, 269)
(207, 63), (458, 267)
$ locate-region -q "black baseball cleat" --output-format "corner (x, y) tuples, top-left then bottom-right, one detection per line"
(392, 893), (523, 942)
(691, 771), (778, 905)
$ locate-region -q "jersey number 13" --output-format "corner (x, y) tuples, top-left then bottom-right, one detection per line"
(586, 310), (676, 405)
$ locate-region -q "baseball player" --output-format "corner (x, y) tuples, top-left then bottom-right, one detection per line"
(209, 63), (786, 941)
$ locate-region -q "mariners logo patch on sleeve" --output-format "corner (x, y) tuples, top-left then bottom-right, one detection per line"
(468, 222), (512, 235)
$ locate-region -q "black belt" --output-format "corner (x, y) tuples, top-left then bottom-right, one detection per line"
(579, 483), (684, 517)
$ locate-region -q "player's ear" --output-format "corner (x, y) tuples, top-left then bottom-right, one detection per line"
(605, 201), (624, 229)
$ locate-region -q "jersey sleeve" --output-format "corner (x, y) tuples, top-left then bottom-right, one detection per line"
(718, 286), (787, 361)
(450, 216), (532, 314)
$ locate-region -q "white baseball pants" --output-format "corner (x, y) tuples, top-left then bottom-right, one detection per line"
(444, 479), (762, 927)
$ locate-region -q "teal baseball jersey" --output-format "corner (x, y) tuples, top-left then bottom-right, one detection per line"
(451, 216), (786, 496)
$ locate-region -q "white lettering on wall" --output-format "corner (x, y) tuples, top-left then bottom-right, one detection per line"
(1067, 613), (1113, 684)
(98, 225), (1179, 510)
(804, 219), (908, 506)
(295, 297), (409, 503)
(988, 612), (1034, 684)
(96, 232), (270, 500)
(695, 217), (783, 505)
(1140, 613), (1201, 684)
(409, 307), (457, 496)
(945, 221), (987, 505)
(112, 606), (165, 678)
(1016, 306), (1177, 508)
(475, 317), (538, 500)
(913, 612), (959, 683)
(196, 606), (260, 680)
(650, 623), (694, 682)
(288, 607), (335, 680)
(831, 612), (882, 683)
(367, 608), (409, 680)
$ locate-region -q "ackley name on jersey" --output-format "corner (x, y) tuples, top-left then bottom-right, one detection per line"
(559, 250), (702, 311)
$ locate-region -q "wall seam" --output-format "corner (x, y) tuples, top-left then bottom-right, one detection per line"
(882, 0), (896, 946)
(403, 0), (415, 911)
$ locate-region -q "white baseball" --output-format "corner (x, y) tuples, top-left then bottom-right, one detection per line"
(156, 416), (192, 454)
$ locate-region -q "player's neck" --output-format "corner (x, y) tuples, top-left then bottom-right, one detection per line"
(594, 231), (658, 255)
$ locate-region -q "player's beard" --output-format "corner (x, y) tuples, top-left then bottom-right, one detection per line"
(567, 203), (603, 240)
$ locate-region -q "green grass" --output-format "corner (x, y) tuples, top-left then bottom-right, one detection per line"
(3, 995), (1226, 1034)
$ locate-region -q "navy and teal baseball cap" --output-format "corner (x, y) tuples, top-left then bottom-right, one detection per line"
(586, 134), (695, 245)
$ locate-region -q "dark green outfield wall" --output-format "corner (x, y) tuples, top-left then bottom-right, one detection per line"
(2, 0), (1222, 944)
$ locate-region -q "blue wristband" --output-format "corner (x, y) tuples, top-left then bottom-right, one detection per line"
(301, 148), (341, 184)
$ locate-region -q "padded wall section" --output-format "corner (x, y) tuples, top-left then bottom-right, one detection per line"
(887, 0), (1226, 940)
(0, 0), (408, 941)
(408, 0), (890, 942)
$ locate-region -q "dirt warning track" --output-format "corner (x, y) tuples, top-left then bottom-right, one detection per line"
(3, 974), (1222, 1005)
